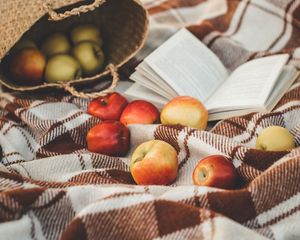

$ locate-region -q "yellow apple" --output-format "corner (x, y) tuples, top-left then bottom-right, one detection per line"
(130, 140), (178, 185)
(73, 41), (104, 76)
(160, 96), (208, 130)
(71, 24), (103, 46)
(41, 33), (71, 57)
(256, 126), (295, 151)
(45, 54), (81, 83)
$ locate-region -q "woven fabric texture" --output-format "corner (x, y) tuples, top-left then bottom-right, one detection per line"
(0, 0), (300, 239)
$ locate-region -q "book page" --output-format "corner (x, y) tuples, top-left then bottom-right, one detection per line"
(265, 66), (298, 110)
(208, 108), (263, 121)
(205, 54), (289, 112)
(145, 28), (228, 102)
(124, 83), (168, 108)
(130, 72), (174, 99)
(136, 62), (178, 97)
(208, 67), (298, 121)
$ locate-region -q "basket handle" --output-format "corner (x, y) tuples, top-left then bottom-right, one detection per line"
(61, 64), (119, 99)
(43, 0), (106, 21)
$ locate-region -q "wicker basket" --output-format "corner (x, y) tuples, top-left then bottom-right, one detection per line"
(0, 0), (148, 98)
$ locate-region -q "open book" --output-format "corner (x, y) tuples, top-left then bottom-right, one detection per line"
(125, 28), (299, 121)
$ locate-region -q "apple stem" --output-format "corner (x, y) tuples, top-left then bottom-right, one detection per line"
(260, 144), (267, 151)
(198, 168), (208, 182)
(100, 99), (108, 106)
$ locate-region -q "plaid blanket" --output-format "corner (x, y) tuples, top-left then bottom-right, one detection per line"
(1, 0), (300, 239)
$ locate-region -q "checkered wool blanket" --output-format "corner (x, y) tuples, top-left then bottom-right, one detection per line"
(1, 0), (300, 239)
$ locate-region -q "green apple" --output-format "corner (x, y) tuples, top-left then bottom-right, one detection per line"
(256, 126), (295, 151)
(12, 39), (37, 53)
(41, 33), (71, 57)
(73, 41), (104, 76)
(45, 54), (81, 83)
(71, 24), (103, 46)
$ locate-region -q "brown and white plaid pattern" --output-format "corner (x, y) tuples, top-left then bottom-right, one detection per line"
(1, 0), (300, 239)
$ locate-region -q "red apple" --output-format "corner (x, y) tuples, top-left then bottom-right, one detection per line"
(88, 92), (128, 121)
(9, 48), (46, 86)
(130, 140), (178, 185)
(120, 100), (160, 125)
(87, 121), (130, 157)
(192, 155), (238, 189)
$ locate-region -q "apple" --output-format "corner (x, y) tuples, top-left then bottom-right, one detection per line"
(9, 48), (46, 86)
(71, 24), (103, 46)
(256, 126), (295, 151)
(160, 96), (208, 130)
(193, 155), (238, 189)
(120, 100), (160, 125)
(45, 54), (81, 83)
(130, 140), (178, 185)
(73, 41), (104, 76)
(88, 92), (128, 121)
(12, 39), (37, 53)
(87, 121), (130, 157)
(41, 33), (71, 57)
